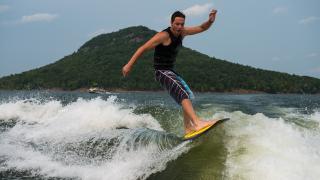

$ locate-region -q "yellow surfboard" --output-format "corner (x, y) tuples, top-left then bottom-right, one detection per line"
(183, 118), (230, 141)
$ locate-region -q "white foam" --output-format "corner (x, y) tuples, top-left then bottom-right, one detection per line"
(0, 96), (162, 139)
(224, 111), (320, 180)
(1, 138), (189, 180)
(310, 110), (320, 126)
(0, 96), (190, 180)
(0, 98), (62, 123)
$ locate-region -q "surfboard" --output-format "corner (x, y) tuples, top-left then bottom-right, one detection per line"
(182, 118), (230, 141)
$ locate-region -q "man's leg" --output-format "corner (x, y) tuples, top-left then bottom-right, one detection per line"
(183, 109), (194, 134)
(181, 99), (218, 134)
(155, 70), (217, 134)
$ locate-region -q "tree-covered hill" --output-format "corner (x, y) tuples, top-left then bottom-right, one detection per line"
(1, 26), (320, 93)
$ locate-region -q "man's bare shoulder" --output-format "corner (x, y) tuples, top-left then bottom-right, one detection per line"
(149, 31), (170, 44)
(155, 31), (169, 40)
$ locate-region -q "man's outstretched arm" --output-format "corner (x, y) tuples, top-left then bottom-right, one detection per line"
(122, 32), (167, 77)
(183, 9), (217, 36)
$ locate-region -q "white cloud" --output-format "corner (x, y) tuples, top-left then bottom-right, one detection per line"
(20, 13), (58, 23)
(306, 52), (318, 58)
(273, 7), (288, 14)
(0, 5), (9, 12)
(183, 3), (213, 17)
(299, 16), (320, 25)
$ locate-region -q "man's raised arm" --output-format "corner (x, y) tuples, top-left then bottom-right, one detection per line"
(183, 9), (217, 37)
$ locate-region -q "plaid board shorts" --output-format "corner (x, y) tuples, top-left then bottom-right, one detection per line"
(155, 69), (194, 105)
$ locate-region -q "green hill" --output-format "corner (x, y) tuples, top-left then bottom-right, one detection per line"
(1, 26), (320, 93)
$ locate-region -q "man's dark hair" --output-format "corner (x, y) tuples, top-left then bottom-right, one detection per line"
(171, 11), (185, 23)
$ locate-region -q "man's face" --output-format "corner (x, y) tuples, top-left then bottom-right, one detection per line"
(171, 17), (185, 35)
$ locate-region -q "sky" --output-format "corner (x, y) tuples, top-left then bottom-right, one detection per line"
(0, 0), (320, 78)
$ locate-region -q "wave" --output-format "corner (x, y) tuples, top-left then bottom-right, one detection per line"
(1, 95), (319, 179)
(0, 96), (189, 180)
(223, 110), (320, 180)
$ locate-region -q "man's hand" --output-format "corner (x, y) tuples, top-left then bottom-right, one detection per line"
(209, 9), (217, 22)
(122, 64), (132, 77)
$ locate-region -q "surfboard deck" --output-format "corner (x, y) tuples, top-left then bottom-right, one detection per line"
(182, 118), (230, 141)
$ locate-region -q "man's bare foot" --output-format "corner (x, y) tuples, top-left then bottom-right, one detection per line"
(184, 119), (219, 135)
(184, 125), (200, 134)
(184, 127), (194, 135)
(193, 119), (218, 131)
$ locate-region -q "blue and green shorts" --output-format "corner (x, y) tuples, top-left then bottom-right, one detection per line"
(155, 69), (194, 105)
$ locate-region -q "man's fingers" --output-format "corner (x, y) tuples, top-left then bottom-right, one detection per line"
(123, 70), (127, 77)
(122, 67), (127, 77)
(122, 67), (130, 77)
(211, 9), (217, 14)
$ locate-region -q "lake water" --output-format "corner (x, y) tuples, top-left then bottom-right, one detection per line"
(0, 90), (319, 180)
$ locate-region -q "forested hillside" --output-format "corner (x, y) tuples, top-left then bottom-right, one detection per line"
(1, 26), (319, 93)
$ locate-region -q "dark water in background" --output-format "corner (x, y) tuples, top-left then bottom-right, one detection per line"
(0, 90), (319, 180)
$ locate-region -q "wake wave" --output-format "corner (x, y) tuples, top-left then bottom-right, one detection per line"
(0, 96), (189, 180)
(1, 95), (319, 179)
(223, 110), (320, 180)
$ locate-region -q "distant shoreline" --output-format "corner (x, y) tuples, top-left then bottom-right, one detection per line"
(0, 88), (269, 95)
(46, 87), (267, 94)
(2, 88), (320, 95)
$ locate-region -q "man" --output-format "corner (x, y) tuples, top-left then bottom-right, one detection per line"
(122, 9), (218, 135)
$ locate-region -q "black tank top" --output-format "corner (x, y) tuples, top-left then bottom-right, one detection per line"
(154, 27), (183, 70)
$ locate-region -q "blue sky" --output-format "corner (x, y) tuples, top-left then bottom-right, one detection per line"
(0, 0), (319, 78)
